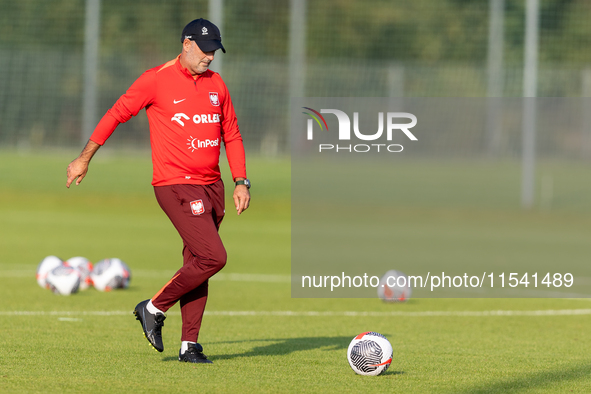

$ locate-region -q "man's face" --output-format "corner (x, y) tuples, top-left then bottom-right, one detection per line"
(183, 40), (215, 75)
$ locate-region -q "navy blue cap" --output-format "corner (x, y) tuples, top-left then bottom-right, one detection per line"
(181, 18), (226, 53)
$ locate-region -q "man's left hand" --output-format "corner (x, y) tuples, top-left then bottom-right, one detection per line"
(233, 185), (250, 215)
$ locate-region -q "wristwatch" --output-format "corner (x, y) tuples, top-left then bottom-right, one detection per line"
(235, 179), (251, 189)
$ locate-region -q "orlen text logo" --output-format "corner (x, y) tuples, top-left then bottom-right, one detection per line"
(171, 113), (221, 127)
(302, 107), (417, 153)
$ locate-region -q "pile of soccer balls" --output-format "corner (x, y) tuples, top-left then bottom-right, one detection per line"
(36, 255), (131, 296)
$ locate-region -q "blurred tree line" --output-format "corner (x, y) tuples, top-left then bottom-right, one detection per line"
(1, 0), (590, 151)
(1, 0), (590, 66)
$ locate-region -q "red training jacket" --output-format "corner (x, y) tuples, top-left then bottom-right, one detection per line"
(90, 55), (246, 186)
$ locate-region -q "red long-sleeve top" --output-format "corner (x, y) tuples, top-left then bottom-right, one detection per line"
(90, 56), (246, 186)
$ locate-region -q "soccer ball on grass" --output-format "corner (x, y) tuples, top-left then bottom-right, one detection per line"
(347, 332), (393, 376)
(377, 270), (412, 302)
(65, 256), (94, 291)
(46, 265), (81, 295)
(36, 255), (64, 289)
(91, 258), (131, 291)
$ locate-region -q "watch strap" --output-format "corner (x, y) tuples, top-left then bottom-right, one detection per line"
(235, 179), (250, 188)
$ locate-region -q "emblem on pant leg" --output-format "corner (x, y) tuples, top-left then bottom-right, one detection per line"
(190, 199), (205, 215)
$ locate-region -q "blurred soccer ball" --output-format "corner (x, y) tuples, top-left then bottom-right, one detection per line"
(347, 332), (393, 376)
(91, 258), (131, 292)
(36, 255), (64, 289)
(46, 265), (81, 296)
(65, 256), (94, 291)
(377, 270), (412, 302)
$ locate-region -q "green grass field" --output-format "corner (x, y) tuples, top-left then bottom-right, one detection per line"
(1, 151), (591, 393)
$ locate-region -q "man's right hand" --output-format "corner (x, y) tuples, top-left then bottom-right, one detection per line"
(66, 158), (90, 188)
(66, 139), (101, 188)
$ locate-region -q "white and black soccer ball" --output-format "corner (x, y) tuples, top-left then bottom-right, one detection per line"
(36, 255), (64, 289)
(46, 265), (81, 296)
(377, 270), (412, 302)
(65, 256), (94, 291)
(347, 332), (393, 376)
(91, 258), (131, 292)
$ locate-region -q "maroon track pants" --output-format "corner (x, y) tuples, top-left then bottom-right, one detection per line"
(151, 181), (226, 342)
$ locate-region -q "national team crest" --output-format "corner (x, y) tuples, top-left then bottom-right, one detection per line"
(209, 92), (220, 106)
(190, 199), (205, 215)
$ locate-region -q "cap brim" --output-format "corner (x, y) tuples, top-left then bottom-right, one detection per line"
(196, 40), (226, 53)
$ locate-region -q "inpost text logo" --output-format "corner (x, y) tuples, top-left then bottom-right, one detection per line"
(302, 107), (417, 153)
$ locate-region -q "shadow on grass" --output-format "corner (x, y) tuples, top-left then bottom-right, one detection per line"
(160, 336), (351, 362)
(381, 370), (405, 376)
(163, 335), (403, 375)
(460, 362), (591, 393)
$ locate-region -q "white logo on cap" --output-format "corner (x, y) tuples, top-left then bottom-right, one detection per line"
(202, 27), (208, 35)
(185, 35), (192, 40)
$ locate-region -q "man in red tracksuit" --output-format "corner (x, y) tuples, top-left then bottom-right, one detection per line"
(66, 19), (251, 364)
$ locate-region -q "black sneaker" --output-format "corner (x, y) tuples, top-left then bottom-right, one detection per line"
(133, 300), (166, 352)
(179, 343), (213, 364)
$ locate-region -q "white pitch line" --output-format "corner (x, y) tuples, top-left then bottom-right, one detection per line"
(133, 271), (291, 283)
(211, 273), (291, 283)
(0, 311), (131, 316)
(204, 309), (591, 317)
(0, 270), (291, 283)
(2, 309), (591, 317)
(57, 317), (83, 322)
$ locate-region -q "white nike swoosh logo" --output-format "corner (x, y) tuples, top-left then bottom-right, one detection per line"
(174, 99), (186, 104)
